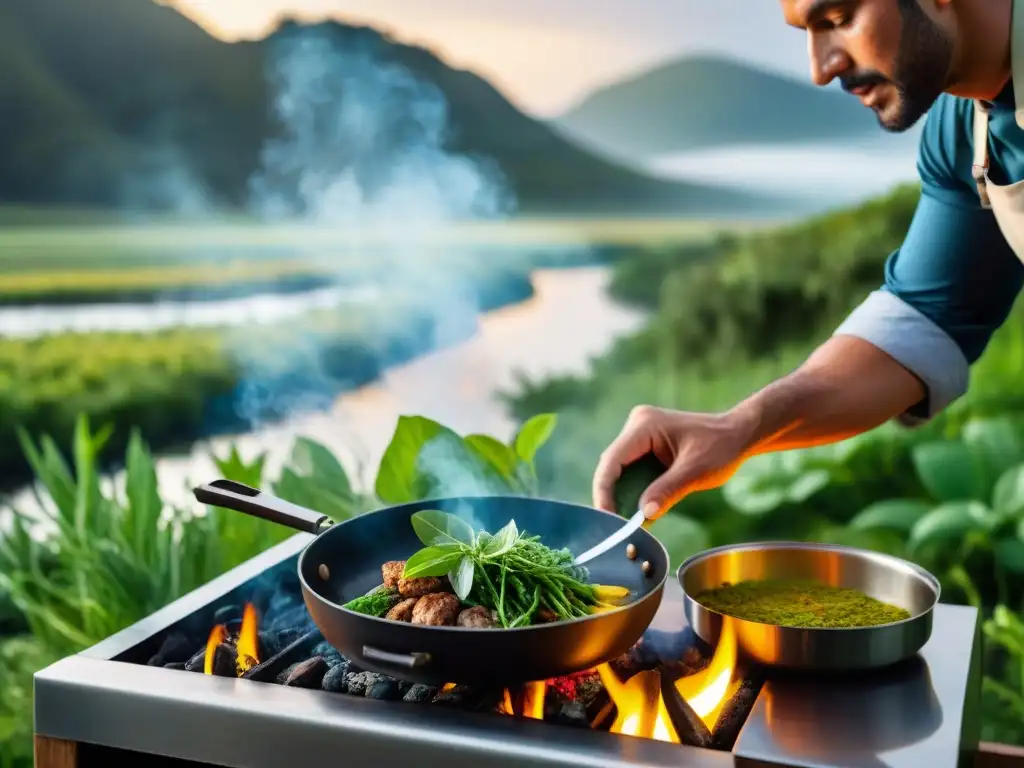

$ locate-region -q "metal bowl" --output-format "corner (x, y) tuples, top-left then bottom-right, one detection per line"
(678, 541), (941, 672)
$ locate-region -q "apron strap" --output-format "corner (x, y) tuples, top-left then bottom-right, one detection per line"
(973, 100), (993, 209)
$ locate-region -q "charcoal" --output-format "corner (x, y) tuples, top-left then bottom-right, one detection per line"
(243, 629), (322, 683)
(147, 633), (193, 667)
(609, 643), (661, 682)
(214, 605), (242, 625)
(345, 671), (385, 697)
(210, 643), (239, 678)
(312, 641), (344, 668)
(276, 664), (299, 685)
(471, 689), (505, 713)
(283, 657), (329, 689)
(431, 685), (470, 707)
(711, 676), (763, 751)
(366, 676), (404, 701)
(163, 661), (187, 672)
(322, 661), (350, 693)
(660, 670), (712, 748)
(402, 684), (438, 704)
(549, 700), (589, 728)
(586, 688), (615, 730)
(184, 647), (208, 673)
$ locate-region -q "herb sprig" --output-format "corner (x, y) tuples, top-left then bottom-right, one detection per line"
(400, 510), (627, 628)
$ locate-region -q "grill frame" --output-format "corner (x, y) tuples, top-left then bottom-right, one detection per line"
(34, 533), (981, 768)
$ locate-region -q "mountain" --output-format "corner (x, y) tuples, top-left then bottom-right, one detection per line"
(554, 54), (881, 160)
(0, 1), (782, 217)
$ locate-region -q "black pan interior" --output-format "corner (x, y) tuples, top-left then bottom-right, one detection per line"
(298, 495), (666, 617)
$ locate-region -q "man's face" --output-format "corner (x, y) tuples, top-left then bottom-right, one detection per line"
(780, 0), (954, 132)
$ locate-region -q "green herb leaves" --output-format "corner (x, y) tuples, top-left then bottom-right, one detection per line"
(400, 509), (600, 627)
(403, 544), (465, 579)
(410, 509), (475, 547)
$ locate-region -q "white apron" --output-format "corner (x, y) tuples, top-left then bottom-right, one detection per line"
(971, 0), (1024, 256)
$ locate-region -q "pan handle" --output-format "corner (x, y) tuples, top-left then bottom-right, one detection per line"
(193, 479), (331, 535)
(362, 646), (432, 670)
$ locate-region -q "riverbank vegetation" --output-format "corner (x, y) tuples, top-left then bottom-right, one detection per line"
(0, 249), (541, 485)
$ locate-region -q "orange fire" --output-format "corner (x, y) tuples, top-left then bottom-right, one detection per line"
(498, 620), (740, 743)
(204, 603), (261, 676)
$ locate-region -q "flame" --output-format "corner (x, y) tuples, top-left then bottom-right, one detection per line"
(598, 667), (678, 741)
(204, 624), (228, 675)
(522, 681), (546, 719)
(204, 603), (260, 676)
(500, 619), (741, 742)
(236, 603), (260, 673)
(673, 619), (739, 730)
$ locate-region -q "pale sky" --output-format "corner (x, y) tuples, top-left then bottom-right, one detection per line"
(168, 0), (811, 116)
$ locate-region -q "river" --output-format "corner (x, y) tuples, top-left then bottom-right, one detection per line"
(137, 266), (644, 507)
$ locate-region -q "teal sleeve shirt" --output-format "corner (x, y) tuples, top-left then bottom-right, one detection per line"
(834, 87), (1024, 421)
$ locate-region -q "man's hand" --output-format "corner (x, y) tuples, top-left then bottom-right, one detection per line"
(592, 405), (756, 519)
(592, 336), (927, 520)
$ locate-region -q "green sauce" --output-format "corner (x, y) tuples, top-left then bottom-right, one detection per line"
(693, 579), (911, 628)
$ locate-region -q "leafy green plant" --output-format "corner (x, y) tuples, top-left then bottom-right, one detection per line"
(0, 636), (53, 768)
(982, 606), (1024, 743)
(375, 413), (557, 503)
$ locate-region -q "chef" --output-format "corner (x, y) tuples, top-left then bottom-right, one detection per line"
(593, 0), (1024, 519)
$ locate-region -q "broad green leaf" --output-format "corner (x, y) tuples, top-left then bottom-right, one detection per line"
(513, 413), (557, 464)
(786, 469), (832, 502)
(410, 510), (475, 547)
(289, 437), (352, 496)
(375, 416), (451, 503)
(909, 501), (994, 552)
(995, 538), (1024, 575)
(813, 525), (904, 556)
(963, 417), (1024, 481)
(414, 431), (509, 498)
(849, 499), (931, 532)
(449, 555), (475, 601)
(910, 441), (988, 503)
(722, 456), (789, 516)
(993, 464), (1024, 517)
(649, 514), (710, 568)
(465, 434), (522, 490)
(482, 520), (519, 558)
(403, 545), (465, 579)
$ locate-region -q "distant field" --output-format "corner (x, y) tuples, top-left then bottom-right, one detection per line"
(0, 208), (774, 302)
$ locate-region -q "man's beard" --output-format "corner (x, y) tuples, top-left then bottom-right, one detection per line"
(840, 1), (953, 132)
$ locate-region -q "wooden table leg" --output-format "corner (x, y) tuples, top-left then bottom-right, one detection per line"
(977, 741), (1024, 768)
(34, 735), (78, 768)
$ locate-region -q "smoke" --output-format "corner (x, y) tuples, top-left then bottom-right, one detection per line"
(248, 28), (514, 224)
(228, 25), (519, 432)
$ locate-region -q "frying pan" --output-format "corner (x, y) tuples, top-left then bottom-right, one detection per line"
(193, 480), (669, 687)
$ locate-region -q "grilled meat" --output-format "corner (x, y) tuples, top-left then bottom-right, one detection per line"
(411, 593), (461, 626)
(398, 576), (445, 597)
(385, 597), (419, 622)
(456, 606), (498, 628)
(382, 561), (406, 589)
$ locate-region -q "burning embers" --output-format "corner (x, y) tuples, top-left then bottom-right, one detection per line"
(149, 599), (761, 751)
(202, 604), (261, 676)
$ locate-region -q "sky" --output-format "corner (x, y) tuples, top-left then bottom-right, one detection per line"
(168, 0), (812, 116)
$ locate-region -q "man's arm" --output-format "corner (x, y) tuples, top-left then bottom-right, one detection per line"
(730, 184), (1023, 458)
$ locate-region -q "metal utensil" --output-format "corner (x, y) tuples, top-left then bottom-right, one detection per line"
(193, 480), (669, 687)
(574, 509), (646, 565)
(678, 541), (941, 672)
